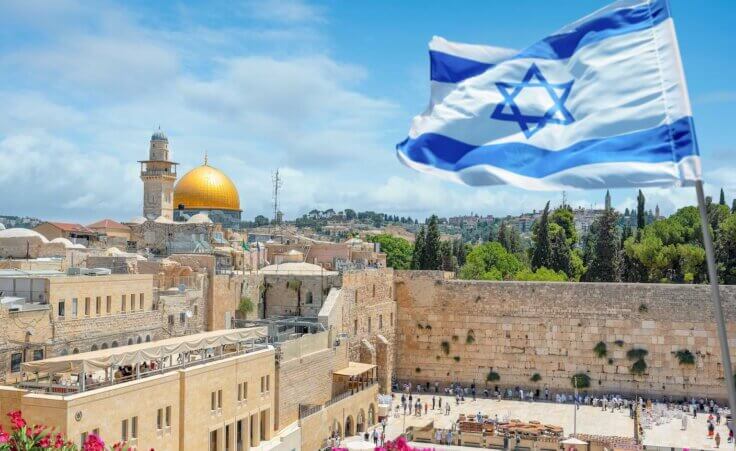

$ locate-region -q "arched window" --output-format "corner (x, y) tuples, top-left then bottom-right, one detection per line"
(137, 336), (142, 344)
(145, 335), (151, 342)
(127, 338), (134, 346)
(101, 343), (109, 349)
(72, 348), (79, 354)
(91, 344), (99, 351)
(112, 341), (119, 348)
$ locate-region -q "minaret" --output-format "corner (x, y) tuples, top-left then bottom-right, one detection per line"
(604, 190), (611, 211)
(655, 204), (660, 220)
(139, 128), (178, 220)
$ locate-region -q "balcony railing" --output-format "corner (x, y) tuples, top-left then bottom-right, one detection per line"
(299, 381), (378, 419)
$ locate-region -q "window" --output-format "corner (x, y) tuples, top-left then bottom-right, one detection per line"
(238, 382), (248, 401)
(121, 295), (126, 312)
(390, 312), (394, 326)
(139, 293), (144, 310)
(81, 432), (87, 446)
(211, 392), (217, 411)
(217, 389), (223, 409)
(10, 353), (22, 373)
(379, 314), (383, 330)
(194, 306), (198, 316)
(95, 297), (101, 316)
(32, 349), (44, 361)
(368, 317), (372, 333)
(165, 406), (171, 427)
(106, 296), (111, 314)
(354, 319), (358, 335)
(84, 297), (90, 316)
(121, 419), (128, 441)
(306, 292), (313, 304)
(373, 284), (376, 297)
(157, 409), (163, 430)
(130, 294), (135, 311)
(72, 298), (78, 317)
(58, 300), (65, 318)
(168, 315), (174, 326)
(260, 376), (269, 393)
(180, 312), (186, 324)
(131, 416), (138, 439)
(210, 430), (218, 451)
(266, 375), (270, 392)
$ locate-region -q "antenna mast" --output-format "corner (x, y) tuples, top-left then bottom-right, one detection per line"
(272, 169), (283, 224)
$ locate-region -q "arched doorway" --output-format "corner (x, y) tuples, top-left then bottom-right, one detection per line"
(137, 336), (142, 344)
(356, 409), (366, 433)
(344, 415), (355, 437)
(111, 341), (119, 348)
(368, 404), (376, 426)
(72, 348), (79, 354)
(145, 335), (151, 342)
(331, 419), (342, 438)
(127, 338), (134, 345)
(91, 344), (99, 351)
(101, 343), (108, 349)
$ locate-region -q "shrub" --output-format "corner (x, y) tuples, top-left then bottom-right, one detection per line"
(425, 324), (432, 330)
(417, 323), (424, 330)
(593, 341), (607, 358)
(530, 373), (542, 382)
(440, 341), (450, 355)
(466, 330), (476, 345)
(452, 335), (459, 342)
(675, 349), (695, 365)
(627, 348), (649, 361)
(638, 303), (648, 313)
(631, 359), (647, 375)
(415, 367), (421, 373)
(237, 297), (254, 317)
(614, 339), (624, 347)
(487, 371), (500, 382)
(571, 373), (591, 389)
(453, 356), (461, 362)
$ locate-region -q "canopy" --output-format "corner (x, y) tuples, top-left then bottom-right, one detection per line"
(22, 327), (268, 374)
(333, 362), (376, 377)
(561, 437), (589, 445)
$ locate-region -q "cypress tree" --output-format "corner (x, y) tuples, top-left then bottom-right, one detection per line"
(454, 239), (467, 266)
(497, 222), (508, 250)
(636, 190), (646, 230)
(586, 209), (621, 282)
(720, 188), (726, 206)
(423, 215), (442, 270)
(550, 227), (572, 278)
(531, 202), (553, 270)
(412, 226), (426, 270)
(732, 199), (736, 214)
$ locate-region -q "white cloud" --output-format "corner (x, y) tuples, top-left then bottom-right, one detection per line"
(244, 0), (325, 24)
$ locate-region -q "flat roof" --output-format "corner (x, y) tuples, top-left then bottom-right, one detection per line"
(333, 362), (376, 377)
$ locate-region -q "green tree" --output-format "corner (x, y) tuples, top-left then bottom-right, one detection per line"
(550, 206), (578, 245)
(716, 214), (736, 284)
(531, 202), (552, 271)
(422, 215), (442, 270)
(454, 239), (468, 267)
(514, 267), (568, 281)
(440, 241), (458, 272)
(253, 215), (270, 227)
(549, 225), (572, 278)
(411, 226), (426, 270)
(367, 234), (413, 270)
(458, 242), (523, 280)
(637, 190), (646, 230)
(585, 209), (620, 282)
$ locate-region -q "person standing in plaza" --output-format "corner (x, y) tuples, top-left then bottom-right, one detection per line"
(432, 396), (436, 410)
(715, 432), (721, 448)
(438, 397), (442, 410)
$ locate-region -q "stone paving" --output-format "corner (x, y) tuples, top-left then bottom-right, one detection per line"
(361, 393), (734, 451)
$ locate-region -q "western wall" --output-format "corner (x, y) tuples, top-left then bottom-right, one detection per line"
(393, 271), (736, 400)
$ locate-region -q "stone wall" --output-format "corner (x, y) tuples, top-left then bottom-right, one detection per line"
(211, 273), (243, 330)
(0, 308), (53, 382)
(241, 272), (264, 320)
(263, 273), (341, 318)
(394, 271), (736, 400)
(339, 268), (396, 392)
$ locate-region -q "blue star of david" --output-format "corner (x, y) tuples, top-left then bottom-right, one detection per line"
(490, 63), (575, 138)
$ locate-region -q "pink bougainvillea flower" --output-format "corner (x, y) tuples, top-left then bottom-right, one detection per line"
(0, 427), (8, 444)
(83, 433), (106, 451)
(8, 410), (26, 429)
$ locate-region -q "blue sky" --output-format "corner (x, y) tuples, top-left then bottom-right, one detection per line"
(0, 0), (734, 223)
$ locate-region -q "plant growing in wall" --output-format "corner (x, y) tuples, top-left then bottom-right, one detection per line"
(417, 323), (424, 330)
(675, 349), (696, 366)
(425, 324), (432, 330)
(487, 371), (500, 382)
(452, 335), (459, 342)
(571, 373), (591, 389)
(627, 348), (649, 376)
(530, 373), (542, 382)
(415, 367), (421, 373)
(237, 296), (254, 319)
(440, 341), (450, 355)
(466, 330), (476, 345)
(614, 339), (624, 347)
(453, 356), (461, 362)
(638, 303), (648, 313)
(593, 341), (607, 358)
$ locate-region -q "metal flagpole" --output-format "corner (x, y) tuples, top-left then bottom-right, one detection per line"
(695, 180), (736, 426)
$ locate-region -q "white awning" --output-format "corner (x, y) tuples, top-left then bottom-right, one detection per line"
(22, 327), (268, 374)
(333, 362), (376, 377)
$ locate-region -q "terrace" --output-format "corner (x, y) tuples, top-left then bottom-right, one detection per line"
(16, 327), (269, 395)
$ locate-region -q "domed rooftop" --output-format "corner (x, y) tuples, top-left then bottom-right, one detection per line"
(50, 237), (75, 248)
(174, 158), (240, 212)
(0, 228), (49, 243)
(151, 128), (168, 142)
(259, 261), (337, 276)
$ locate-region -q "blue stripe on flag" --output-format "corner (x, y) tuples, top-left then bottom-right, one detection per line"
(397, 116), (697, 178)
(430, 0), (670, 83)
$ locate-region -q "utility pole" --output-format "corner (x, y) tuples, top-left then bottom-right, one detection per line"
(272, 169), (283, 226)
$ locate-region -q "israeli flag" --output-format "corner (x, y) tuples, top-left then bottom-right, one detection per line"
(396, 0), (701, 190)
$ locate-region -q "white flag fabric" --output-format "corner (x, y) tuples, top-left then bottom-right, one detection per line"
(396, 0), (701, 190)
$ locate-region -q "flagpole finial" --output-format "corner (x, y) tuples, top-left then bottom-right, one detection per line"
(204, 150), (208, 166)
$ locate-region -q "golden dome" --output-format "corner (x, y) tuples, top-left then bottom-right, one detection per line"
(174, 160), (241, 211)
